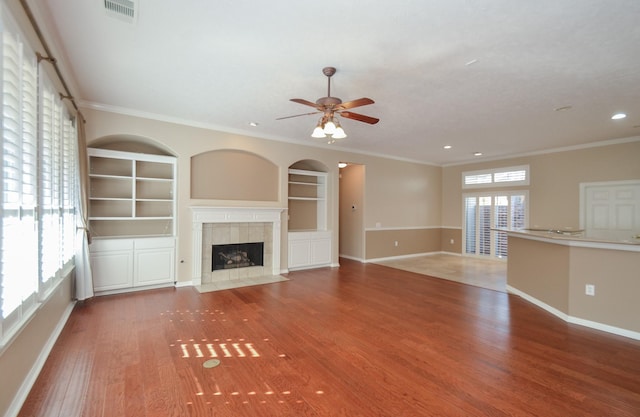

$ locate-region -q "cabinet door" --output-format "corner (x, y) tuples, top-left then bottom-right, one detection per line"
(288, 239), (311, 269)
(134, 247), (175, 286)
(310, 238), (331, 265)
(91, 251), (134, 291)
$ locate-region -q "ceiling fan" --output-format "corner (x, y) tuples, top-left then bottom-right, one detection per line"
(277, 67), (379, 140)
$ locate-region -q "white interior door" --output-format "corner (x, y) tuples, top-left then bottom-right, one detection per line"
(582, 181), (640, 241)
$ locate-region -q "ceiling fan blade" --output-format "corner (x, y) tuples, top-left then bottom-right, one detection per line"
(290, 98), (320, 108)
(339, 111), (380, 125)
(337, 97), (375, 110)
(276, 111), (321, 120)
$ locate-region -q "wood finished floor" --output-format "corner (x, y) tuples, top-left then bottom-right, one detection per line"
(19, 259), (640, 417)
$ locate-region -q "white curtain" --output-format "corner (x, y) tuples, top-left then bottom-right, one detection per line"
(74, 111), (93, 300)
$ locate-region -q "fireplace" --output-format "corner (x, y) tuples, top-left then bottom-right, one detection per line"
(190, 207), (284, 285)
(212, 242), (264, 270)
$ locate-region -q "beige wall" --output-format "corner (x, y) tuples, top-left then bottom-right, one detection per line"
(82, 108), (442, 278)
(442, 139), (640, 230)
(441, 228), (462, 253)
(569, 247), (640, 333)
(365, 228), (441, 260)
(0, 273), (74, 417)
(507, 236), (571, 313)
(191, 150), (279, 201)
(508, 236), (640, 334)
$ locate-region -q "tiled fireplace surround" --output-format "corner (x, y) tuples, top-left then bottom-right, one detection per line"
(191, 207), (284, 285)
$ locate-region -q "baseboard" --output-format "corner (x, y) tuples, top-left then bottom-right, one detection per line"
(338, 254), (364, 262)
(507, 285), (640, 341)
(365, 251), (439, 264)
(175, 280), (195, 288)
(95, 282), (175, 296)
(5, 301), (76, 417)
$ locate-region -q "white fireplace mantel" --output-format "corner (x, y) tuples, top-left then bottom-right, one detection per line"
(191, 207), (285, 284)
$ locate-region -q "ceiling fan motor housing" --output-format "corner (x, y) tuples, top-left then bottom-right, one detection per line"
(316, 96), (343, 107)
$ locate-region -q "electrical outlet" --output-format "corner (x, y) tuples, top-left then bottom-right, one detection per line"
(585, 284), (595, 296)
(394, 241), (398, 247)
(450, 239), (454, 244)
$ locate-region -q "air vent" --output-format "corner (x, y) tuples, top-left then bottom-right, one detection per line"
(104, 0), (137, 23)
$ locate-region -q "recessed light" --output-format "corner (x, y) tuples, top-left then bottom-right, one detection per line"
(338, 162), (347, 168)
(554, 106), (572, 112)
(473, 152), (483, 156)
(465, 59), (478, 66)
(249, 121), (259, 127)
(443, 145), (452, 149)
(611, 113), (626, 120)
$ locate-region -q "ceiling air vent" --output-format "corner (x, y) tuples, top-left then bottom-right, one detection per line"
(104, 0), (137, 23)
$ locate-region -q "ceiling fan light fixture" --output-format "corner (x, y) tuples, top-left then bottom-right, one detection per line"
(323, 119), (337, 135)
(311, 119), (326, 138)
(332, 127), (347, 139)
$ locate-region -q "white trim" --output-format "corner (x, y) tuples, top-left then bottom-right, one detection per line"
(80, 101), (439, 167)
(506, 230), (640, 252)
(95, 282), (175, 297)
(443, 136), (640, 167)
(365, 251), (440, 263)
(507, 285), (640, 341)
(339, 254), (364, 262)
(4, 301), (76, 417)
(365, 226), (441, 232)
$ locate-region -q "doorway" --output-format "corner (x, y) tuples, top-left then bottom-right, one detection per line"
(463, 192), (528, 259)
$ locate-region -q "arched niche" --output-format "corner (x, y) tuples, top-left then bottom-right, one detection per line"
(191, 150), (278, 201)
(89, 134), (176, 156)
(289, 159), (329, 173)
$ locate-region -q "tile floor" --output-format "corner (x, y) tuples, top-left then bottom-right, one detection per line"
(374, 253), (507, 292)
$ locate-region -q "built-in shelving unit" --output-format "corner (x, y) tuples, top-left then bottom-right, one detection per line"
(287, 168), (331, 270)
(288, 168), (327, 231)
(88, 148), (177, 294)
(89, 148), (176, 237)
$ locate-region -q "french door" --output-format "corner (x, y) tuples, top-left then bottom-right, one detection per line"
(463, 192), (528, 259)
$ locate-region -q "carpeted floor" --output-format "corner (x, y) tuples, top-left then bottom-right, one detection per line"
(374, 253), (507, 292)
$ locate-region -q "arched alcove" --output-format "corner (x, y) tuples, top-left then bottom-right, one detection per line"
(191, 150), (278, 201)
(89, 134), (176, 156)
(289, 159), (329, 173)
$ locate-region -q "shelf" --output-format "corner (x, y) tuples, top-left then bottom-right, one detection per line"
(287, 169), (327, 231)
(88, 148), (176, 238)
(288, 197), (324, 201)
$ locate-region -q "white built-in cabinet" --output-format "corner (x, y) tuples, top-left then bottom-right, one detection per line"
(88, 148), (177, 294)
(287, 169), (332, 270)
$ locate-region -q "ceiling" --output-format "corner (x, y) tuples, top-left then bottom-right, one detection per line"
(34, 0), (640, 165)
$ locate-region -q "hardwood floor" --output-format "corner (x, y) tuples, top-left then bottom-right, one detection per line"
(19, 259), (640, 416)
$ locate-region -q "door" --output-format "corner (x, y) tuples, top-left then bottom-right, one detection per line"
(582, 181), (640, 241)
(464, 193), (527, 259)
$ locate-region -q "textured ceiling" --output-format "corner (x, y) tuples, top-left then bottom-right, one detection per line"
(34, 0), (640, 165)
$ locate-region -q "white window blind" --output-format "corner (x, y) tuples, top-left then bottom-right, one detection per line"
(464, 192), (528, 259)
(1, 9), (79, 346)
(1, 28), (39, 331)
(463, 165), (529, 188)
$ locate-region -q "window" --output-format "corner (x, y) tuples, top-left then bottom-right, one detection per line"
(463, 165), (529, 188)
(1, 10), (78, 347)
